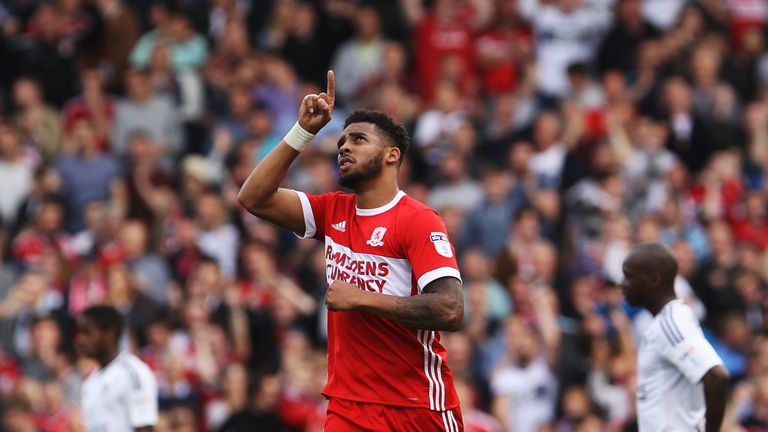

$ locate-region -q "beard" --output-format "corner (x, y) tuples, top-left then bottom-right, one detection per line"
(338, 154), (384, 189)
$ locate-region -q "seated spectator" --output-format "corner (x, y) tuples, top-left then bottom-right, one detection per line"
(117, 220), (172, 306)
(490, 316), (559, 432)
(111, 68), (182, 167)
(0, 123), (32, 230)
(11, 77), (61, 164)
(195, 193), (239, 279)
(427, 152), (484, 212)
(130, 6), (208, 71)
(330, 4), (385, 107)
(56, 119), (123, 232)
(460, 167), (528, 257)
(61, 67), (115, 152)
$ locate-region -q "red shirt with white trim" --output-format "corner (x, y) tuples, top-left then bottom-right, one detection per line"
(294, 190), (462, 411)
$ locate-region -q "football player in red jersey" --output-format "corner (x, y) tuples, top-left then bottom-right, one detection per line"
(238, 70), (465, 431)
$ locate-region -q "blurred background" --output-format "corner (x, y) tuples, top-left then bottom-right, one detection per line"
(0, 0), (767, 430)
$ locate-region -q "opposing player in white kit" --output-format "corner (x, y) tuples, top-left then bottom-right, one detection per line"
(621, 243), (729, 432)
(77, 305), (158, 432)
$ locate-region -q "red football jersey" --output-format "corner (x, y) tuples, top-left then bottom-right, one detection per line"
(295, 190), (462, 411)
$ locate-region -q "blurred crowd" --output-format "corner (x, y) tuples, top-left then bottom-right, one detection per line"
(0, 0), (767, 431)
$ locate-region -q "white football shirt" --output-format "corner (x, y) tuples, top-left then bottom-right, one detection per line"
(81, 352), (158, 432)
(636, 300), (723, 432)
(490, 356), (557, 432)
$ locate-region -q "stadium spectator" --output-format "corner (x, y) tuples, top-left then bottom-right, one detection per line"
(0, 0), (767, 430)
(111, 68), (183, 166)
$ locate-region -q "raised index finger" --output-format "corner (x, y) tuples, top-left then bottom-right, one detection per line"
(326, 70), (335, 107)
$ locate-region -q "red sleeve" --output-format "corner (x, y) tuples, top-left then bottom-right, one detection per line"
(294, 190), (332, 241)
(400, 209), (462, 291)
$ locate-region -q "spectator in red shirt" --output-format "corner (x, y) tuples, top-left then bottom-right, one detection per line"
(413, 0), (475, 103)
(730, 191), (768, 250)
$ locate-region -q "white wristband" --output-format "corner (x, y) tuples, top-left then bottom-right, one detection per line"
(283, 122), (315, 152)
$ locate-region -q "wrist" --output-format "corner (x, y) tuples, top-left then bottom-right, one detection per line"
(283, 122), (315, 152)
(353, 289), (372, 311)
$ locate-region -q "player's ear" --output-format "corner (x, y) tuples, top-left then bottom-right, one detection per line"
(386, 146), (400, 166)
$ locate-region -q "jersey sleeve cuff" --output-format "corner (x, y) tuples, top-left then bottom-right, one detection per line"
(417, 267), (462, 291)
(293, 190), (316, 239)
(687, 358), (724, 384)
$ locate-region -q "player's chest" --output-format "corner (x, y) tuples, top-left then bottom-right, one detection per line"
(637, 332), (668, 381)
(323, 219), (413, 297)
(82, 374), (125, 412)
(326, 216), (398, 254)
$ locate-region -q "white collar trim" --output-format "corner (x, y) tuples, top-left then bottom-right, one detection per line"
(356, 191), (406, 216)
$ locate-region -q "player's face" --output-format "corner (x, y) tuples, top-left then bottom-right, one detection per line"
(621, 259), (646, 307)
(337, 122), (389, 189)
(75, 317), (108, 359)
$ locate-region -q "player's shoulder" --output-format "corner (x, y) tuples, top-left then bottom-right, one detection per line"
(396, 194), (439, 217)
(655, 300), (698, 346)
(113, 353), (156, 389)
(316, 190), (353, 200)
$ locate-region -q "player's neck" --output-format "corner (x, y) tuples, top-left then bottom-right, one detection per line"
(99, 347), (121, 369)
(354, 180), (400, 209)
(647, 293), (677, 316)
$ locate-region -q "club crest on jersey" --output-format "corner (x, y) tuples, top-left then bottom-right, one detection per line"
(366, 227), (387, 247)
(430, 232), (453, 257)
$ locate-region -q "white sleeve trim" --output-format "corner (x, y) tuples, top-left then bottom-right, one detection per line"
(292, 190), (317, 239)
(417, 267), (462, 291)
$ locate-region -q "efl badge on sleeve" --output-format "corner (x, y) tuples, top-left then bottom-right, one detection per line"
(366, 227), (387, 247)
(430, 232), (453, 258)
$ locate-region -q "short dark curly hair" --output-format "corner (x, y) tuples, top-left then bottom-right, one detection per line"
(82, 305), (124, 339)
(344, 110), (409, 166)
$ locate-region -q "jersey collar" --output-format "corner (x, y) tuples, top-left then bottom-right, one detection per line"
(356, 191), (406, 216)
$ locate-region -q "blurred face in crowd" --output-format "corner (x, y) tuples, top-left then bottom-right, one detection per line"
(460, 249), (491, 282)
(31, 318), (61, 354)
(692, 44), (720, 86)
(228, 85), (252, 118)
(663, 77), (692, 114)
(119, 221), (149, 258)
(2, 400), (34, 432)
(128, 131), (155, 162)
(80, 68), (104, 97)
(514, 210), (540, 243)
(561, 386), (591, 420)
(13, 78), (42, 108)
(482, 170), (511, 203)
(76, 316), (113, 359)
(508, 141), (533, 174)
(708, 221), (734, 257)
(107, 264), (134, 300)
(337, 122), (399, 190)
(439, 153), (466, 182)
(434, 0), (459, 23)
(504, 317), (539, 364)
(381, 42), (406, 77)
(617, 0), (642, 24)
(534, 112), (561, 150)
(292, 2), (316, 36)
(196, 194), (226, 228)
(72, 119), (99, 153)
(36, 202), (64, 233)
(125, 69), (152, 101)
(559, 0), (581, 13)
(149, 44), (172, 73)
(0, 124), (20, 159)
(745, 192), (766, 221)
(356, 6), (380, 41)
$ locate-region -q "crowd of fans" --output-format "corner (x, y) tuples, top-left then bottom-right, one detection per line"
(0, 0), (767, 430)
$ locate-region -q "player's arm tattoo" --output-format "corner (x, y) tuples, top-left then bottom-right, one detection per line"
(392, 277), (464, 331)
